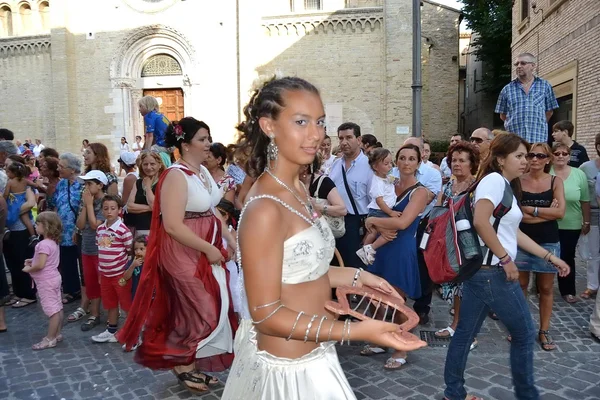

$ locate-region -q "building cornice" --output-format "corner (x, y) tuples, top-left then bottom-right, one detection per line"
(262, 8), (383, 35)
(0, 34), (51, 58)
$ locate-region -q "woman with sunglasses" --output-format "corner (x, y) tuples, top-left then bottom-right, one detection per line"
(551, 143), (591, 304)
(515, 143), (565, 350)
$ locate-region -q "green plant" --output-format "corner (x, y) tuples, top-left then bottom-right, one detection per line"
(429, 140), (450, 153)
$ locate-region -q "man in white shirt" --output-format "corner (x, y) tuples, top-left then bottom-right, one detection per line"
(440, 133), (463, 180)
(32, 139), (45, 158)
(329, 122), (374, 268)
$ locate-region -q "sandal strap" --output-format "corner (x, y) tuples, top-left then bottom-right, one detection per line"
(177, 372), (207, 385)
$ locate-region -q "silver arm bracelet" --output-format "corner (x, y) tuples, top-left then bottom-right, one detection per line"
(252, 304), (284, 325)
(352, 268), (363, 287)
(340, 319), (349, 345)
(253, 299), (281, 311)
(315, 316), (327, 344)
(346, 319), (352, 346)
(327, 319), (335, 342)
(304, 314), (318, 343)
(286, 311), (305, 341)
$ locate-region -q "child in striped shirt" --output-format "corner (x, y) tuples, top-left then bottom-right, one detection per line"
(91, 194), (133, 344)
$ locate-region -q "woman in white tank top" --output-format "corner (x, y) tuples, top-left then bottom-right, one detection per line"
(117, 117), (238, 394)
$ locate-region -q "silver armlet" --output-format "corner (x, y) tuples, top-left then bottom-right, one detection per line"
(315, 316), (327, 344)
(352, 268), (363, 287)
(253, 299), (281, 311)
(327, 320), (335, 342)
(252, 304), (284, 325)
(286, 311), (305, 341)
(304, 315), (318, 343)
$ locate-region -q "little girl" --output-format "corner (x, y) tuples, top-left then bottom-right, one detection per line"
(124, 235), (147, 299)
(4, 161), (38, 246)
(356, 148), (400, 265)
(22, 211), (63, 350)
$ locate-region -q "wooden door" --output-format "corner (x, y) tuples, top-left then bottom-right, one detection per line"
(143, 88), (184, 122)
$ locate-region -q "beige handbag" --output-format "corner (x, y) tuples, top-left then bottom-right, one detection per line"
(314, 175), (346, 239)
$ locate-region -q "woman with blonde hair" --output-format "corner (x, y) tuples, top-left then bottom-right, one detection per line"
(125, 151), (165, 237)
(516, 142), (565, 350)
(138, 96), (171, 167)
(551, 142), (590, 303)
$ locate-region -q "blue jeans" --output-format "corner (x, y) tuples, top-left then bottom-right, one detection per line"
(444, 267), (539, 400)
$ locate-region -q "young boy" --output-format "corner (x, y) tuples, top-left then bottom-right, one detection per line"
(91, 194), (133, 343)
(552, 120), (589, 168)
(76, 170), (106, 332)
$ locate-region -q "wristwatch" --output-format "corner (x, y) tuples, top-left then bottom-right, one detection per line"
(323, 205), (328, 216)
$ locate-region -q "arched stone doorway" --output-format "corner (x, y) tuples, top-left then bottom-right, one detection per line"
(108, 25), (198, 151)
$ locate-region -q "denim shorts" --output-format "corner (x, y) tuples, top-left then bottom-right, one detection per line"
(515, 242), (560, 273)
(367, 208), (388, 218)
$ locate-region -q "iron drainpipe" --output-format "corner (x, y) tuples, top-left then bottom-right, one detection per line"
(412, 0), (422, 137)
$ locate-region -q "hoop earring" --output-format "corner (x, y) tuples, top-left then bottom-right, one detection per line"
(267, 134), (278, 170)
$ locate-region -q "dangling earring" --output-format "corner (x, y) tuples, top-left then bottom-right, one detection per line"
(266, 134), (278, 170)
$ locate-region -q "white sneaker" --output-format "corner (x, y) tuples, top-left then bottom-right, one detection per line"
(364, 244), (376, 262)
(356, 245), (376, 265)
(91, 329), (117, 343)
(356, 247), (370, 265)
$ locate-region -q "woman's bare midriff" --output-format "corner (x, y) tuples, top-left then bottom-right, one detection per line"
(256, 274), (335, 358)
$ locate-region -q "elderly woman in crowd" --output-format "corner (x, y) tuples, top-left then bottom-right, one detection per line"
(47, 153), (85, 310)
(125, 151), (165, 237)
(36, 157), (61, 212)
(435, 142), (480, 350)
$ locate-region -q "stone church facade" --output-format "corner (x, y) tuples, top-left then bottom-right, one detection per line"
(0, 0), (460, 158)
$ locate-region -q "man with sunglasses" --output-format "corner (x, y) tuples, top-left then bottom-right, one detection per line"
(495, 53), (559, 144)
(469, 127), (493, 161)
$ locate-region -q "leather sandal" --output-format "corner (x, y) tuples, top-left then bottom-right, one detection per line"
(580, 289), (597, 300)
(172, 370), (208, 393)
(538, 330), (556, 351)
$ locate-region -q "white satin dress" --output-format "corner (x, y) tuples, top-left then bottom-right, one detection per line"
(222, 195), (356, 400)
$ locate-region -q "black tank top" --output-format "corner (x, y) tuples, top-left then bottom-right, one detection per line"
(124, 179), (154, 231)
(519, 176), (559, 243)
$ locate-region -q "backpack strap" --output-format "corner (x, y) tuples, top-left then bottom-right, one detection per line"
(484, 179), (513, 265)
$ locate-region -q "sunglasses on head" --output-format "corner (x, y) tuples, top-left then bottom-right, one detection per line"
(553, 151), (570, 157)
(469, 137), (484, 144)
(526, 152), (549, 160)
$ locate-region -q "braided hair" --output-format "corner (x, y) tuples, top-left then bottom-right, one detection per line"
(234, 76), (320, 177)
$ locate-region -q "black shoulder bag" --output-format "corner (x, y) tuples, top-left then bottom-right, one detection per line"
(341, 165), (366, 237)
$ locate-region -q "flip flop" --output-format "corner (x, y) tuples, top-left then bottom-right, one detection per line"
(12, 299), (37, 308)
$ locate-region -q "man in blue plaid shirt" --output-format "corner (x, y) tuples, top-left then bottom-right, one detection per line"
(495, 53), (559, 144)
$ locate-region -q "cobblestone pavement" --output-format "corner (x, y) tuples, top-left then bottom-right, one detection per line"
(1, 269), (599, 400)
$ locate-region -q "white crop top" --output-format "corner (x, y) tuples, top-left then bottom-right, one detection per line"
(169, 164), (222, 212)
(238, 195), (335, 285)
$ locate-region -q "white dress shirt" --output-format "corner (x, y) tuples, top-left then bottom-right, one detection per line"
(329, 152), (374, 215)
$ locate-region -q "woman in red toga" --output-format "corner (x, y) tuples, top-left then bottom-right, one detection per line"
(117, 117), (238, 394)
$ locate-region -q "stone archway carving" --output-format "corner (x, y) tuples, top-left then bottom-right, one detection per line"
(108, 25), (198, 149)
(110, 24), (197, 87)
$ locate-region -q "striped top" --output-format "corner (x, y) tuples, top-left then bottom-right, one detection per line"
(96, 218), (133, 277)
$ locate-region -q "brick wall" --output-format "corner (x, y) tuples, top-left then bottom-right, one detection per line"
(512, 0), (600, 152)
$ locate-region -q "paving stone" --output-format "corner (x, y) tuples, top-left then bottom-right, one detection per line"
(2, 268), (599, 399)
